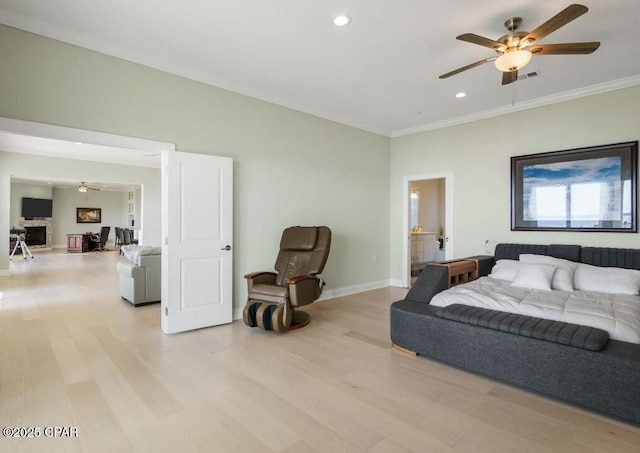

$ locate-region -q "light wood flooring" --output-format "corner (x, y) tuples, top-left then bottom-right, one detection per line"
(1, 250), (639, 452)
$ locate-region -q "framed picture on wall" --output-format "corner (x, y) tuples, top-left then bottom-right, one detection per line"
(511, 141), (638, 232)
(76, 207), (102, 224)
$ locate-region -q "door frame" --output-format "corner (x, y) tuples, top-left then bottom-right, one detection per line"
(402, 171), (454, 287)
(0, 117), (174, 155)
(0, 116), (174, 269)
(1, 118), (235, 334)
(0, 117), (174, 264)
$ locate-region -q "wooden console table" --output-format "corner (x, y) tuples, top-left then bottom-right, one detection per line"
(67, 233), (97, 253)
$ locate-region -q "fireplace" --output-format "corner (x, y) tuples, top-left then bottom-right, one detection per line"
(25, 226), (47, 246)
(20, 219), (52, 248)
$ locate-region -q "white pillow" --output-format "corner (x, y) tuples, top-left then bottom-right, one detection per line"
(511, 263), (557, 291)
(489, 259), (521, 281)
(574, 263), (640, 295)
(519, 254), (577, 292)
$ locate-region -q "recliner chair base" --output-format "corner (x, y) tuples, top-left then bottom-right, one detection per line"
(243, 300), (310, 332)
(290, 310), (310, 330)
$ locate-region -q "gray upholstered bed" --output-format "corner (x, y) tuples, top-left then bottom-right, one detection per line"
(390, 243), (640, 426)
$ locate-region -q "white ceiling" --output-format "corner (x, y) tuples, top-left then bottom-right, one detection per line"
(1, 1), (640, 137)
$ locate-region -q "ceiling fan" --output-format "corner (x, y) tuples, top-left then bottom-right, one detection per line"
(78, 182), (101, 192)
(439, 4), (600, 85)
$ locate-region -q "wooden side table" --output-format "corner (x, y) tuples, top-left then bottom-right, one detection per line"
(432, 259), (479, 287)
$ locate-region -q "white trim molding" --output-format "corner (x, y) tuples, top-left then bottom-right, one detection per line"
(389, 279), (407, 288)
(319, 279), (394, 300)
(391, 75), (640, 138)
(0, 117), (175, 152)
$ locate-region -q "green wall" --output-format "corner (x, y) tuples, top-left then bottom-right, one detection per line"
(390, 85), (640, 282)
(4, 23), (637, 300)
(0, 25), (391, 310)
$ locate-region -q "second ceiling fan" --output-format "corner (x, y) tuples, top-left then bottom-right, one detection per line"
(439, 4), (600, 85)
(78, 182), (101, 192)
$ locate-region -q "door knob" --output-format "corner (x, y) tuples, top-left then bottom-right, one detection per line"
(221, 245), (232, 251)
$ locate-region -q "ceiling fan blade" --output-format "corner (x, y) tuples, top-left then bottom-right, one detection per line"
(523, 4), (588, 45)
(457, 33), (506, 51)
(439, 56), (498, 79)
(502, 70), (518, 86)
(529, 42), (600, 55)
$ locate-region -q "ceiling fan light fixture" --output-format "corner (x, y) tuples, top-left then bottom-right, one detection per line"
(440, 5), (597, 85)
(78, 182), (88, 192)
(494, 49), (532, 72)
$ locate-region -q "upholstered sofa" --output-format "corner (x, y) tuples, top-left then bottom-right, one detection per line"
(117, 245), (161, 306)
(390, 244), (640, 426)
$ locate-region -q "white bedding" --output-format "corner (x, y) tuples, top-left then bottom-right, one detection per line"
(430, 276), (640, 344)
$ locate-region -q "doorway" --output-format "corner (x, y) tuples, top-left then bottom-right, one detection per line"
(402, 172), (454, 287)
(0, 118), (169, 275)
(0, 118), (234, 334)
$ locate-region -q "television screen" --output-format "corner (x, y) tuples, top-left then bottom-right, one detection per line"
(22, 197), (53, 218)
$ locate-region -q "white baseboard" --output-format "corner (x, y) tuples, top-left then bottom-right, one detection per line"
(319, 279), (395, 300)
(389, 279), (408, 288)
(233, 307), (244, 321)
(232, 279), (397, 320)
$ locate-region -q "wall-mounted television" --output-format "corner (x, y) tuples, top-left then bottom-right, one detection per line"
(22, 197), (53, 218)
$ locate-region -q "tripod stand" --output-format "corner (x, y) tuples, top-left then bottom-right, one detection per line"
(9, 233), (33, 260)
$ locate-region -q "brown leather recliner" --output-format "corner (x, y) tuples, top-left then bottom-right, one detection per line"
(243, 226), (331, 332)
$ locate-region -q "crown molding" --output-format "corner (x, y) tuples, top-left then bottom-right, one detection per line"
(391, 75), (640, 139)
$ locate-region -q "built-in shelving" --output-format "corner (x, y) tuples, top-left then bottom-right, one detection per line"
(127, 190), (135, 227)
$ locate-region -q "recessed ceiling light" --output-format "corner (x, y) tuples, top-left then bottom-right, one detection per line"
(75, 142), (83, 145)
(455, 92), (467, 98)
(333, 15), (351, 27)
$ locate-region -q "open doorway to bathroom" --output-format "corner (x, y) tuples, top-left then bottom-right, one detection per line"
(402, 172), (454, 287)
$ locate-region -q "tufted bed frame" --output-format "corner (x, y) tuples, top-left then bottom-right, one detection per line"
(390, 243), (640, 426)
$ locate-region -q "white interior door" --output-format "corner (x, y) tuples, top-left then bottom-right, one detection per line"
(161, 151), (233, 334)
